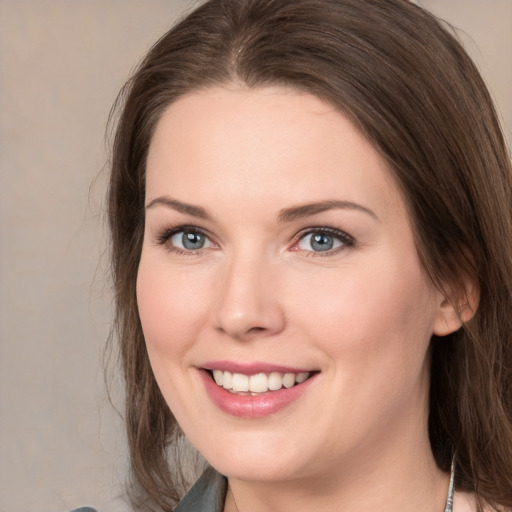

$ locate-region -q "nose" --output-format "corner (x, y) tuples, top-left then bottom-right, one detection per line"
(213, 253), (286, 342)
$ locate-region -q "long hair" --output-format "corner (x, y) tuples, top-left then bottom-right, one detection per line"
(108, 0), (512, 510)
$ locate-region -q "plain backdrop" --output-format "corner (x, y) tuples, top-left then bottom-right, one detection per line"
(0, 1), (510, 511)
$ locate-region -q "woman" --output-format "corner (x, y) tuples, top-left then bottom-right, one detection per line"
(106, 0), (512, 511)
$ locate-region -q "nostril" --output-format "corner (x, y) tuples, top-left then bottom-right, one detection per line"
(213, 298), (286, 340)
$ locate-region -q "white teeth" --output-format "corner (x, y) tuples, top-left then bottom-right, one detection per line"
(213, 369), (223, 386)
(282, 373), (295, 388)
(232, 373), (249, 392)
(249, 373), (268, 393)
(296, 372), (309, 383)
(268, 372), (283, 391)
(210, 370), (311, 393)
(222, 371), (233, 390)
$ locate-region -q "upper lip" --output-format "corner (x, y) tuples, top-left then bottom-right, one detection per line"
(201, 360), (316, 375)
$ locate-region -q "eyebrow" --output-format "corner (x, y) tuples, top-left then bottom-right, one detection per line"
(145, 196), (377, 222)
(277, 200), (377, 222)
(145, 196), (211, 219)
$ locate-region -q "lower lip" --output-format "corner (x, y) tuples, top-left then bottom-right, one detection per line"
(198, 370), (318, 419)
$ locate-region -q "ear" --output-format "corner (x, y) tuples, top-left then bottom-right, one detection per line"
(433, 282), (479, 337)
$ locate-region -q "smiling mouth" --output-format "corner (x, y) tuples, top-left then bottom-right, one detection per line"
(206, 369), (315, 395)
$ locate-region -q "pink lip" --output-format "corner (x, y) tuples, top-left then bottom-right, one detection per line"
(198, 368), (318, 419)
(202, 360), (313, 375)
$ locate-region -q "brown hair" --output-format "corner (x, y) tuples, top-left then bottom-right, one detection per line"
(108, 0), (512, 510)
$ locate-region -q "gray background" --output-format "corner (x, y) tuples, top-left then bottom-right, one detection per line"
(0, 1), (510, 511)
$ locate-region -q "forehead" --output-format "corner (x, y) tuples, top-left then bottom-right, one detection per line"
(148, 85), (342, 165)
(146, 85), (404, 221)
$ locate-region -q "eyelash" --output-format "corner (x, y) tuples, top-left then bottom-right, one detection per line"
(155, 225), (213, 256)
(154, 225), (355, 257)
(293, 227), (355, 257)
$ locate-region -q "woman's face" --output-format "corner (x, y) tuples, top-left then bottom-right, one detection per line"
(137, 86), (454, 484)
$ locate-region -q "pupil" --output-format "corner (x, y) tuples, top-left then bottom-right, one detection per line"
(311, 234), (333, 251)
(183, 232), (204, 249)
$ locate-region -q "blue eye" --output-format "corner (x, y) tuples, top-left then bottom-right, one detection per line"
(159, 227), (215, 253)
(172, 230), (208, 250)
(296, 229), (351, 253)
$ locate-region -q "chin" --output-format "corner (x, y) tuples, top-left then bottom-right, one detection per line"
(211, 456), (301, 483)
(197, 433), (310, 482)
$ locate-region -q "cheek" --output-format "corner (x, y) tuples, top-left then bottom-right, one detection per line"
(136, 256), (211, 359)
(286, 255), (437, 379)
(136, 255), (216, 423)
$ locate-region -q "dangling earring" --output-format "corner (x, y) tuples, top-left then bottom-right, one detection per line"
(443, 457), (455, 512)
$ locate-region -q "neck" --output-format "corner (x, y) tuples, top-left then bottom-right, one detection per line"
(224, 421), (450, 512)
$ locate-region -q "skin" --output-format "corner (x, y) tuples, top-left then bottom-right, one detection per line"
(137, 86), (468, 512)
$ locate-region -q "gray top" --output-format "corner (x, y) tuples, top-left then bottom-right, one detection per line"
(175, 466), (227, 512)
(68, 468), (226, 512)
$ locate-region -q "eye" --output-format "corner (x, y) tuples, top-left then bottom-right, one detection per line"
(171, 230), (212, 250)
(156, 226), (216, 254)
(294, 228), (353, 254)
